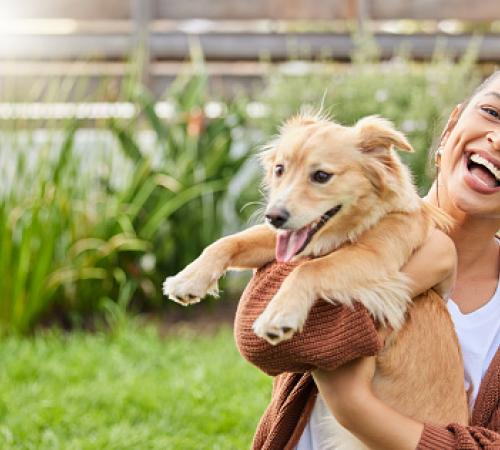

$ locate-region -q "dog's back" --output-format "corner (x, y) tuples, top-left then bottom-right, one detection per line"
(374, 290), (469, 425)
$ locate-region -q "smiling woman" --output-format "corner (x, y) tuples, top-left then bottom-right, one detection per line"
(435, 72), (500, 216)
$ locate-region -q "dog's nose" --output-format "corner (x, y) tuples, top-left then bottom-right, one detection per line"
(265, 208), (290, 228)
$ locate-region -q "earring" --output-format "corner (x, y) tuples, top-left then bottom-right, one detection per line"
(434, 147), (443, 167)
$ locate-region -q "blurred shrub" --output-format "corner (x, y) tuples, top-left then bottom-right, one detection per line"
(0, 71), (253, 333)
(0, 35), (482, 332)
(251, 38), (480, 193)
(106, 74), (253, 309)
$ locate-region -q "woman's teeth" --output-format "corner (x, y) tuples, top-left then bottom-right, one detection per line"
(469, 153), (500, 182)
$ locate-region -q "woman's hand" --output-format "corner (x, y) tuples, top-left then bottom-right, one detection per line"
(403, 227), (457, 299)
(312, 356), (376, 427)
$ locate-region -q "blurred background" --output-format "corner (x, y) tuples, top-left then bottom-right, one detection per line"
(0, 0), (499, 448)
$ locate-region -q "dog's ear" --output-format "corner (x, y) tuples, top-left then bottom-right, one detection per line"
(356, 116), (413, 154)
(355, 116), (413, 193)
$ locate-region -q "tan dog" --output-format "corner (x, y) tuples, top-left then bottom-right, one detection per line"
(163, 113), (468, 448)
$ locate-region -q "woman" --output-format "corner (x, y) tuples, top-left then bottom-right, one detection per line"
(235, 70), (500, 449)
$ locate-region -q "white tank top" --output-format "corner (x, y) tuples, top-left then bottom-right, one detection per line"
(447, 276), (500, 411)
(296, 276), (500, 450)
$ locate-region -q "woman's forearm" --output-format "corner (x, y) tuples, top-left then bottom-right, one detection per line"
(313, 364), (424, 450)
(335, 391), (423, 450)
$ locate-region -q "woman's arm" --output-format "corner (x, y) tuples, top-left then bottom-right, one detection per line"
(309, 229), (447, 449)
(313, 358), (423, 450)
(237, 227), (456, 376)
(235, 260), (382, 375)
(313, 357), (500, 450)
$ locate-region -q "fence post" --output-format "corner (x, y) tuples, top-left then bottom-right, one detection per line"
(131, 0), (152, 88)
(356, 0), (369, 34)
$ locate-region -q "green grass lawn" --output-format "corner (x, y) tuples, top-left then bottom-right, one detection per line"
(0, 322), (272, 449)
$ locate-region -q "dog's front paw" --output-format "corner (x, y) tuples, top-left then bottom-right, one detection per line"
(253, 308), (304, 345)
(162, 267), (220, 306)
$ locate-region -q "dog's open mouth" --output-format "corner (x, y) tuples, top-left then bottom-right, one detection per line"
(275, 205), (342, 262)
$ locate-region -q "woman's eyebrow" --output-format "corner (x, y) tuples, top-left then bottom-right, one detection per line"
(485, 91), (500, 101)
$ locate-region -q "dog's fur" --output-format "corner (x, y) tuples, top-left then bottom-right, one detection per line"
(163, 113), (468, 449)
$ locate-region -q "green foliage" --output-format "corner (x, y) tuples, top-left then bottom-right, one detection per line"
(0, 69), (253, 332)
(105, 75), (252, 308)
(252, 38), (480, 193)
(0, 123), (148, 333)
(0, 35), (483, 332)
(0, 325), (271, 449)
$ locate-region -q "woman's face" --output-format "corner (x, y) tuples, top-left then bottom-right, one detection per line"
(439, 75), (500, 218)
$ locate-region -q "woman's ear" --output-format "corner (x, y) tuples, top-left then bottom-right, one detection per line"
(356, 115), (413, 153)
(439, 104), (462, 147)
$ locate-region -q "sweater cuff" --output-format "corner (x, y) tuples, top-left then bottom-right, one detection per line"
(416, 423), (456, 449)
(312, 303), (382, 372)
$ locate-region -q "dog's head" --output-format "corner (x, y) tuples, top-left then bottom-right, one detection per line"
(260, 113), (418, 262)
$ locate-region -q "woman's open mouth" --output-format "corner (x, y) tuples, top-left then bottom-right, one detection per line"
(464, 151), (500, 194)
(275, 205), (342, 262)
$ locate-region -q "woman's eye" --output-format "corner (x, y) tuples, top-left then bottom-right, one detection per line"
(311, 170), (333, 183)
(481, 106), (500, 119)
(274, 164), (284, 177)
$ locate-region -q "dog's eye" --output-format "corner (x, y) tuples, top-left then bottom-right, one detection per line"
(274, 164), (285, 177)
(311, 170), (333, 183)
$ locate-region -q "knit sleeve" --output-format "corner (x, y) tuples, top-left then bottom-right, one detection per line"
(417, 346), (500, 450)
(417, 423), (500, 449)
(234, 261), (382, 376)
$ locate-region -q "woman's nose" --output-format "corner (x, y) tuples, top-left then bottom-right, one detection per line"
(487, 131), (500, 151)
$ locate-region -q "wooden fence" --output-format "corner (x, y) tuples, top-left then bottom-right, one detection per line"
(1, 0), (499, 96)
(4, 0), (500, 21)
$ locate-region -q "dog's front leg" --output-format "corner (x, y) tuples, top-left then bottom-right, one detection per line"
(252, 263), (321, 343)
(163, 224), (275, 305)
(253, 213), (428, 344)
(253, 247), (411, 345)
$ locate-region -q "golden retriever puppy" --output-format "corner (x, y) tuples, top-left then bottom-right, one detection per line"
(165, 113), (440, 340)
(163, 114), (468, 448)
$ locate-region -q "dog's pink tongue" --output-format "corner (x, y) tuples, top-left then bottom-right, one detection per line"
(276, 228), (310, 262)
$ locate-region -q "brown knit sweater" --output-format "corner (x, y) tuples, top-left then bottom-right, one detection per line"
(234, 261), (500, 450)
